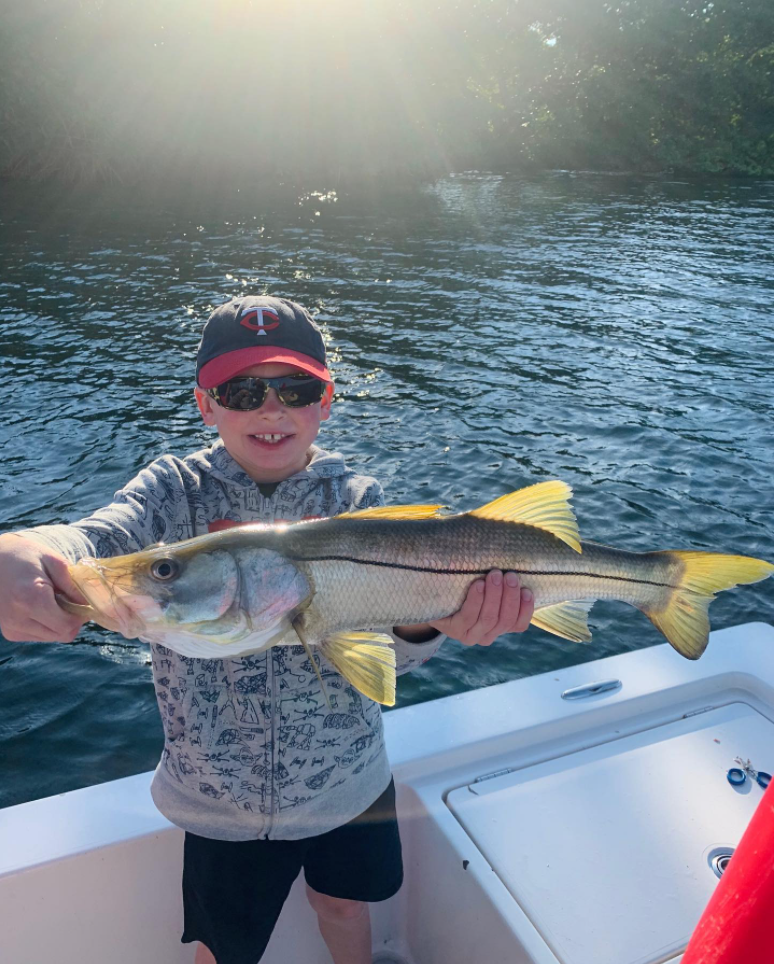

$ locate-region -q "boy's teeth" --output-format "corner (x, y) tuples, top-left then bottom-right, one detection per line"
(254, 434), (287, 442)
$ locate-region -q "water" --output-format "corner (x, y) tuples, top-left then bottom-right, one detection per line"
(1, 173), (773, 809)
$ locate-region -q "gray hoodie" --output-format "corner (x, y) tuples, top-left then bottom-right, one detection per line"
(22, 440), (444, 840)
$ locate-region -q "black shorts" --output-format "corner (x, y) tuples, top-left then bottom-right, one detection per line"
(181, 779), (403, 964)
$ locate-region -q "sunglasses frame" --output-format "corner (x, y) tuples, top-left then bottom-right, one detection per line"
(205, 374), (328, 411)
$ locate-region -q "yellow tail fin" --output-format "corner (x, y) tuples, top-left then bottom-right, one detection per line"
(643, 552), (774, 659)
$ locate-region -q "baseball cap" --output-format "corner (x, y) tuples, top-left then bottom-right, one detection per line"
(196, 295), (330, 389)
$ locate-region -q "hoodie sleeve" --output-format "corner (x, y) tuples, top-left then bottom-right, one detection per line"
(347, 473), (446, 675)
(17, 457), (193, 564)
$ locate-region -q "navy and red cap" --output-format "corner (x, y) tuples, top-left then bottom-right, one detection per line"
(196, 296), (330, 389)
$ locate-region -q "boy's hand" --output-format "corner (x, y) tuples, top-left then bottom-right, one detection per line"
(0, 534), (87, 643)
(395, 570), (535, 647)
(432, 570), (534, 646)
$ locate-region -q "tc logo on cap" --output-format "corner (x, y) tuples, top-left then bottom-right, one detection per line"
(240, 306), (280, 336)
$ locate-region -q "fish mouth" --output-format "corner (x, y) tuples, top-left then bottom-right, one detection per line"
(67, 558), (166, 639)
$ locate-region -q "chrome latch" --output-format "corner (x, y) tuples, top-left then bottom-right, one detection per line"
(561, 679), (622, 700)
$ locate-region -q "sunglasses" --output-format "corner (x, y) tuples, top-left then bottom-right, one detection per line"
(205, 374), (328, 411)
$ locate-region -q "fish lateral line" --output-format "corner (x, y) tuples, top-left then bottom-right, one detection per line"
(290, 554), (682, 589)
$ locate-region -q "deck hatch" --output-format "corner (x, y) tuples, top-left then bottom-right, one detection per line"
(447, 702), (774, 964)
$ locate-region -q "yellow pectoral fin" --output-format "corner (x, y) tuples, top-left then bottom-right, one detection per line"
(531, 601), (594, 642)
(320, 632), (397, 706)
(345, 504), (447, 520)
(469, 480), (582, 553)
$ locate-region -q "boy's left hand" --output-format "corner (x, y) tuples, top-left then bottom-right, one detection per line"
(395, 570), (534, 647)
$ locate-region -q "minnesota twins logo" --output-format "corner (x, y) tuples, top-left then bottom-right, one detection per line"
(240, 306), (280, 336)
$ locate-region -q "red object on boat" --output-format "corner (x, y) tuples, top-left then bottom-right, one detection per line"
(681, 779), (774, 963)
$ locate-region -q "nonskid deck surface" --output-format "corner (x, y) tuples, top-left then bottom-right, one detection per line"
(1, 621), (772, 964)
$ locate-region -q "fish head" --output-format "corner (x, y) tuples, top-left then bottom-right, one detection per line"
(67, 537), (311, 649)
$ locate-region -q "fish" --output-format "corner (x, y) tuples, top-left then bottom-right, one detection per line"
(57, 481), (773, 706)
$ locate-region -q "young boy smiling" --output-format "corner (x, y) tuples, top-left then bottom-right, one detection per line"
(0, 295), (534, 964)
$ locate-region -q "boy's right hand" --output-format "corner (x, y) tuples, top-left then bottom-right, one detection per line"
(0, 534), (87, 643)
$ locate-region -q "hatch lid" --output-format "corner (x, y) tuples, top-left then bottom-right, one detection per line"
(446, 702), (774, 964)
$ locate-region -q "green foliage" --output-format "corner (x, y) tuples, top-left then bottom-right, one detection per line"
(1, 0), (771, 182)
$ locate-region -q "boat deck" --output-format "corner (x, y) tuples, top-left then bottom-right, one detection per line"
(2, 621), (773, 964)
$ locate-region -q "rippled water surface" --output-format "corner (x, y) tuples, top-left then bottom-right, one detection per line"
(1, 174), (773, 808)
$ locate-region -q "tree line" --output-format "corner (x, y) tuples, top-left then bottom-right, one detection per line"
(1, 0), (771, 183)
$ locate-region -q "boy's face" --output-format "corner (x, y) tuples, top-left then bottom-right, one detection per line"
(195, 362), (333, 483)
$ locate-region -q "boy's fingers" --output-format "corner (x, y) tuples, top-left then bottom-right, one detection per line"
(39, 555), (88, 637)
(513, 588), (535, 633)
(472, 570), (505, 644)
(492, 572), (523, 636)
(1, 614), (78, 644)
(41, 554), (87, 605)
(430, 579), (485, 637)
(0, 539), (85, 643)
(35, 607), (84, 641)
(460, 574), (533, 647)
(28, 616), (79, 644)
(456, 579), (488, 636)
(433, 572), (533, 646)
(21, 579), (85, 641)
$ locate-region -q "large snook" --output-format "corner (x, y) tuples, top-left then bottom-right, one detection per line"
(58, 481), (773, 705)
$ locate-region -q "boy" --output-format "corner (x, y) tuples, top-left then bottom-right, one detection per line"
(0, 296), (534, 964)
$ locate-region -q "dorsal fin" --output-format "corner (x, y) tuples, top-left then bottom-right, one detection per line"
(345, 504), (446, 521)
(469, 480), (582, 553)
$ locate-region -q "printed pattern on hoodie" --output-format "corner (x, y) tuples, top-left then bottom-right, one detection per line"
(22, 440), (444, 840)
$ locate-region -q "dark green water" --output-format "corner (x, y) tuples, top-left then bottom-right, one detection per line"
(1, 174), (773, 809)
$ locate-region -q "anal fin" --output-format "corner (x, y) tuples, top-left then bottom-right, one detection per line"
(319, 632), (397, 706)
(531, 601), (594, 642)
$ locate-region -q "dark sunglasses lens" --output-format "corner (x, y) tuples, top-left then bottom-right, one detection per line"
(214, 376), (325, 410)
(218, 379), (267, 410)
(277, 378), (326, 407)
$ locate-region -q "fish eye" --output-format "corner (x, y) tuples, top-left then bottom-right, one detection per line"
(150, 558), (180, 581)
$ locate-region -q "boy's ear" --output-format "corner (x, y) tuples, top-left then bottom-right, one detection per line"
(320, 382), (334, 422)
(194, 386), (217, 426)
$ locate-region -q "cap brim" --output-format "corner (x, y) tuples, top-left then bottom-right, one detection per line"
(198, 347), (330, 388)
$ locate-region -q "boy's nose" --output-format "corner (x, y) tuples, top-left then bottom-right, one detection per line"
(258, 388), (285, 415)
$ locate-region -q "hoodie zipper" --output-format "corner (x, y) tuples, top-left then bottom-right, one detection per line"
(266, 647), (276, 838)
(264, 489), (278, 839)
